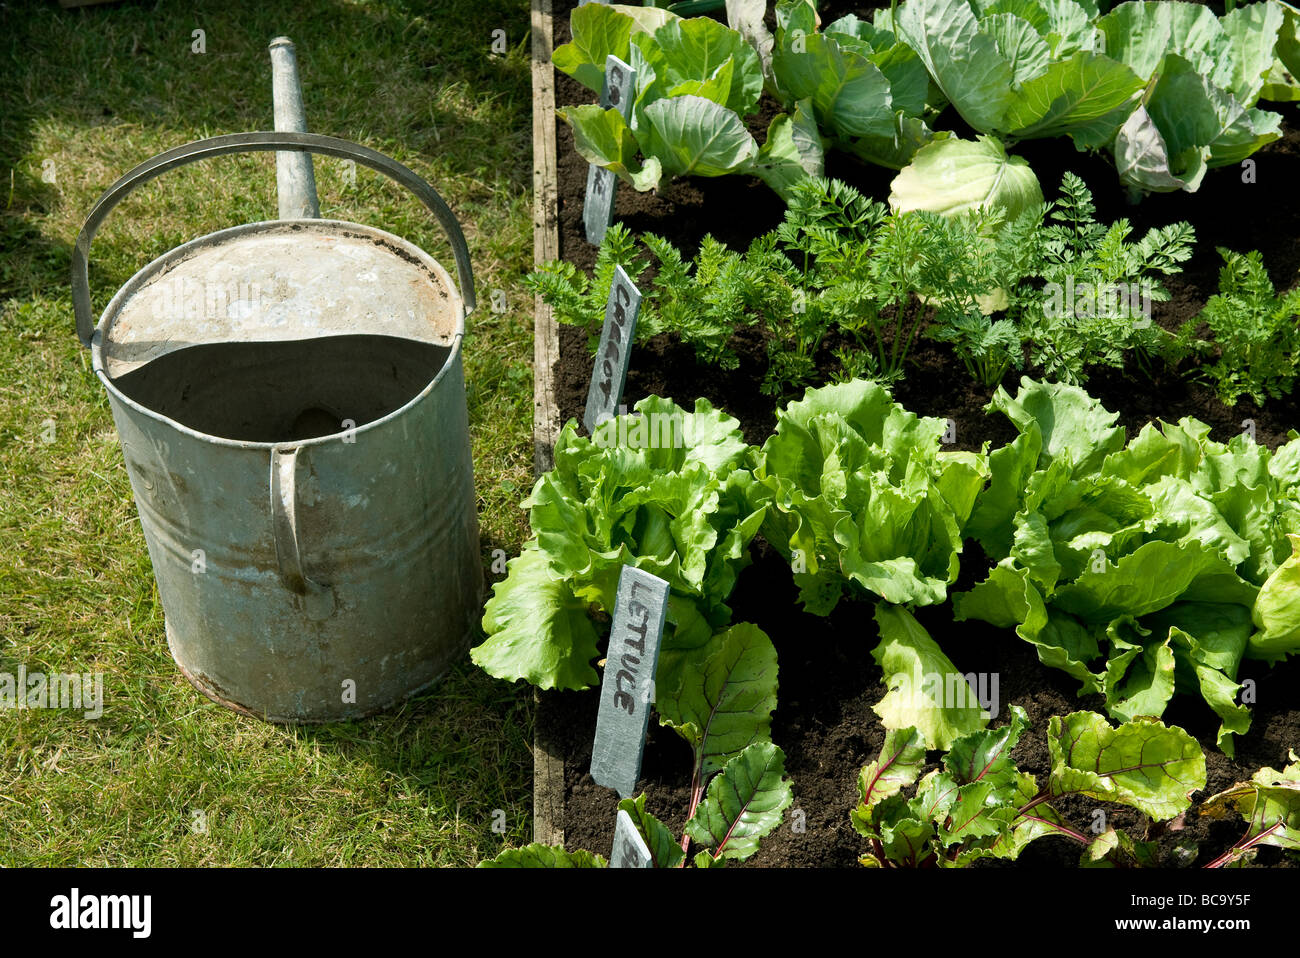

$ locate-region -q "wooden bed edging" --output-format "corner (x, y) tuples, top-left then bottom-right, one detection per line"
(530, 0), (565, 848)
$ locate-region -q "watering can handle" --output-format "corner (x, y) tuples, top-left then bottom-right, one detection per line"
(71, 131), (476, 348)
(271, 446), (335, 618)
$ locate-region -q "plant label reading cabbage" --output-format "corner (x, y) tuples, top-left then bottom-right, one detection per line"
(583, 54), (636, 246)
(583, 265), (641, 435)
(609, 808), (653, 868)
(590, 565), (668, 798)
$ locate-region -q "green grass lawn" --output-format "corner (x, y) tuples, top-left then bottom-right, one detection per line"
(0, 0), (537, 865)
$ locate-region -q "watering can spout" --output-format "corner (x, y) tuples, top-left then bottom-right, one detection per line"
(269, 36), (321, 219)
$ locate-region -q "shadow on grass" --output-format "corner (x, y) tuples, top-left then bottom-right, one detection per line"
(1, 0), (532, 299)
(284, 656), (539, 851)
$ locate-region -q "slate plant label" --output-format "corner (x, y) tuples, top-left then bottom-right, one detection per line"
(609, 808), (653, 868)
(583, 54), (636, 247)
(583, 265), (641, 435)
(590, 565), (668, 798)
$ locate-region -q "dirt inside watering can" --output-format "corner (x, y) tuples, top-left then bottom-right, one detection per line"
(110, 333), (452, 442)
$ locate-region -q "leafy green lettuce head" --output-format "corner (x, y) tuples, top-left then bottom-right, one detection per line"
(753, 379), (989, 614)
(472, 396), (765, 690)
(956, 377), (1300, 754)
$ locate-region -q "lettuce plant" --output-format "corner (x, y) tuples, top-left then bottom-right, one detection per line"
(553, 3), (820, 198)
(1255, 535), (1300, 669)
(853, 707), (1206, 867)
(956, 377), (1300, 754)
(479, 845), (607, 868)
(471, 397), (765, 691)
(871, 603), (990, 750)
(752, 379), (989, 614)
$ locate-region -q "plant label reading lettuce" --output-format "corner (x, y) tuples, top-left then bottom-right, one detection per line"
(583, 266), (642, 435)
(590, 565), (668, 798)
(609, 808), (653, 868)
(584, 54), (636, 246)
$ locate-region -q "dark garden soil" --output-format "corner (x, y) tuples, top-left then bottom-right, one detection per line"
(544, 544), (1300, 868)
(536, 0), (1300, 867)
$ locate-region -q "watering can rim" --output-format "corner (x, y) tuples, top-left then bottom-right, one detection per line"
(92, 216), (464, 369)
(73, 130), (478, 349)
(76, 129), (477, 451)
(92, 216), (466, 451)
(90, 250), (462, 452)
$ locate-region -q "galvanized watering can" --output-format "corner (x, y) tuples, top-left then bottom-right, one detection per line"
(73, 39), (481, 722)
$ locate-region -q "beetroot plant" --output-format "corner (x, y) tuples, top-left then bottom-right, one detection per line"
(854, 707), (1207, 867)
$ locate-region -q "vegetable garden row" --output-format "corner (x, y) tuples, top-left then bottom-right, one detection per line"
(482, 0), (1300, 867)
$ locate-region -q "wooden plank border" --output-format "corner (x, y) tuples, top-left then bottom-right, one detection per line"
(530, 0), (565, 848)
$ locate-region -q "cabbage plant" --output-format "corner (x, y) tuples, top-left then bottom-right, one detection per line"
(553, 3), (821, 198)
(1102, 0), (1289, 195)
(894, 0), (1146, 149)
(767, 0), (937, 169)
(890, 0), (1296, 197)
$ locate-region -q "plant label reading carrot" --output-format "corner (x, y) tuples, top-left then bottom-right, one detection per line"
(583, 54), (636, 246)
(590, 564), (667, 799)
(609, 809), (653, 868)
(583, 265), (641, 435)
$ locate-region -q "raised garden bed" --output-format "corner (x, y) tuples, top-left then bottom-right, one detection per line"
(527, 0), (1300, 868)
